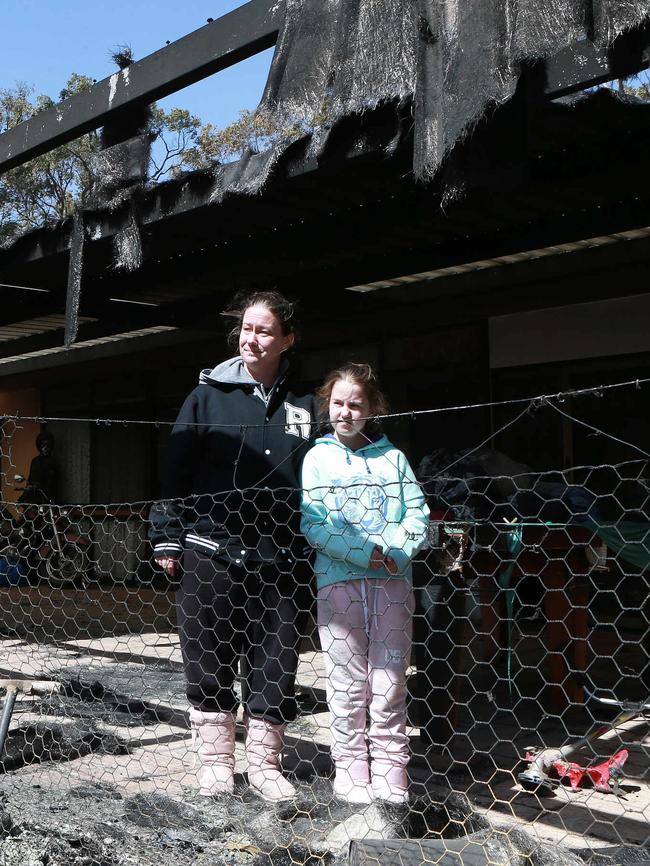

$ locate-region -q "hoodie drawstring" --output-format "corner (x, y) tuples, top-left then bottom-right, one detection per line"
(360, 579), (371, 636)
(344, 447), (371, 473)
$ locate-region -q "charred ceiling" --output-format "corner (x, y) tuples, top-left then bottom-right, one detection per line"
(0, 0), (650, 354)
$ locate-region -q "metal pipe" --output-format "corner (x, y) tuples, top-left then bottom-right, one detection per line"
(0, 687), (18, 758)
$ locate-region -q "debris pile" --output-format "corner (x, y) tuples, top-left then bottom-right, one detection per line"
(0, 781), (483, 866)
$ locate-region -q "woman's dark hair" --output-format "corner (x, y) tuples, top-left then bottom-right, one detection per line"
(222, 290), (300, 352)
(317, 363), (390, 433)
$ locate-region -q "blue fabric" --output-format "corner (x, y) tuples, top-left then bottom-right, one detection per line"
(0, 557), (27, 587)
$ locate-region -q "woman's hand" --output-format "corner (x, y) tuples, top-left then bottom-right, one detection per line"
(155, 556), (179, 577)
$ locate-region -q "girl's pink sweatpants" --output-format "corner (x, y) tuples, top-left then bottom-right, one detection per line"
(317, 578), (414, 777)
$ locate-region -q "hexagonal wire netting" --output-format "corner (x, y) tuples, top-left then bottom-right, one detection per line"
(0, 394), (648, 866)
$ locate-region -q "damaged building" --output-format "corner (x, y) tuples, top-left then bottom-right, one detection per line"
(0, 1), (650, 864)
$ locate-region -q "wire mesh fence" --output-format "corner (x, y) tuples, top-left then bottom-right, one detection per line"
(0, 393), (648, 866)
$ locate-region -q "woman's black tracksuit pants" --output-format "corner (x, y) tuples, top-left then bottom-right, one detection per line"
(177, 550), (311, 725)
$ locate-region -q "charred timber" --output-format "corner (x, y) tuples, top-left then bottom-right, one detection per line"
(1, 5), (650, 178)
(0, 0), (280, 174)
(546, 20), (650, 96)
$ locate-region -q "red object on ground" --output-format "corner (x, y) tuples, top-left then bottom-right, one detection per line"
(525, 749), (629, 792)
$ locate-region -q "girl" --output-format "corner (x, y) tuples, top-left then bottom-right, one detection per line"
(300, 363), (429, 804)
(151, 290), (315, 802)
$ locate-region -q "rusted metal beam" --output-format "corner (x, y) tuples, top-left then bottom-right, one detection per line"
(0, 0), (280, 175)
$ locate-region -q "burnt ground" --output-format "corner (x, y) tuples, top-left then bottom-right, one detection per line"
(0, 682), (486, 866)
(0, 774), (615, 866)
(0, 777), (488, 866)
(0, 674), (647, 866)
(0, 585), (648, 865)
(1, 774), (648, 866)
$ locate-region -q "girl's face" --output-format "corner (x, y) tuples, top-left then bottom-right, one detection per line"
(329, 379), (371, 447)
(239, 304), (294, 373)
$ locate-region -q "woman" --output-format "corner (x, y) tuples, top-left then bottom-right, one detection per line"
(301, 363), (429, 803)
(150, 290), (315, 802)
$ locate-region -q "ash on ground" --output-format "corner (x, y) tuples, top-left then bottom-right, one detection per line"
(0, 778), (477, 866)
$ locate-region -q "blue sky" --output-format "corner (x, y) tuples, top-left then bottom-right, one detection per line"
(1, 1), (273, 129)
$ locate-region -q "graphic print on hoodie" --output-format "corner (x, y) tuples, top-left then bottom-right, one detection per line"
(300, 434), (429, 590)
(331, 470), (391, 534)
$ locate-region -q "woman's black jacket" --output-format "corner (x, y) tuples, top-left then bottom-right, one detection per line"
(149, 357), (316, 566)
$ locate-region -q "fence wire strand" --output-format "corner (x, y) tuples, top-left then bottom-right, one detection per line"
(0, 392), (648, 866)
(1, 375), (649, 430)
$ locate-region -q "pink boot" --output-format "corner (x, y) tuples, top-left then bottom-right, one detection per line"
(245, 715), (296, 802)
(190, 708), (236, 796)
(371, 763), (409, 804)
(333, 759), (373, 805)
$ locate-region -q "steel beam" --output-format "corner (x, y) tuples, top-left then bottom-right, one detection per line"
(0, 326), (207, 377)
(0, 0), (280, 175)
(0, 313), (173, 360)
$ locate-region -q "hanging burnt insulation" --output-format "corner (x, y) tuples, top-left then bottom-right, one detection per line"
(93, 46), (153, 205)
(64, 212), (85, 348)
(595, 0), (650, 41)
(114, 202), (144, 272)
(208, 141), (303, 203)
(262, 0), (417, 131)
(32, 0), (650, 345)
(259, 0), (650, 180)
(91, 133), (152, 204)
(93, 131), (151, 273)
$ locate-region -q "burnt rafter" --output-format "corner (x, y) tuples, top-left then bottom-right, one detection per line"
(0, 0), (280, 175)
(1, 3), (650, 180)
(0, 0), (649, 356)
(546, 19), (650, 97)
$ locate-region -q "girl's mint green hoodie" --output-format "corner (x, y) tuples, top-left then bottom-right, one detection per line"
(300, 434), (430, 590)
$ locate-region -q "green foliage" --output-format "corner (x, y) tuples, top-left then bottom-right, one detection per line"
(148, 105), (307, 180)
(615, 71), (650, 100)
(148, 106), (203, 182)
(0, 72), (310, 244)
(181, 108), (307, 170)
(0, 75), (99, 243)
(59, 73), (96, 101)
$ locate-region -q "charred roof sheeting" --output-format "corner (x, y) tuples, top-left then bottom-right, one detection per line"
(2, 2), (650, 350)
(261, 0), (650, 179)
(597, 0), (650, 40)
(261, 0), (417, 124)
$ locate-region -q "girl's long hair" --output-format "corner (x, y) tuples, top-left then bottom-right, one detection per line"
(317, 363), (389, 435)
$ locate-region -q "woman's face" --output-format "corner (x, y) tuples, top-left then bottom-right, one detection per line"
(329, 379), (371, 445)
(239, 304), (294, 374)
